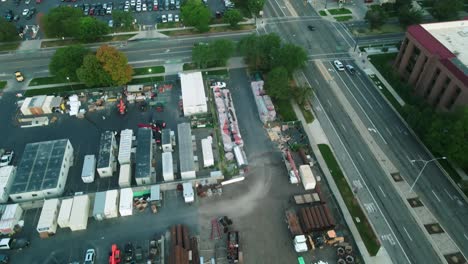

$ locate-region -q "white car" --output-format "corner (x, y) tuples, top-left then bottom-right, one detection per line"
(142, 3), (147, 11)
(210, 81), (226, 88)
(333, 60), (345, 71)
(84, 249), (95, 264)
(0, 151), (14, 167)
(130, 0), (136, 6)
(108, 20), (113, 27)
(161, 14), (167, 23)
(25, 0), (31, 4)
(174, 14), (179, 22)
(136, 4), (142, 11)
(168, 13), (173, 22)
(106, 7), (112, 14)
(22, 9), (29, 16)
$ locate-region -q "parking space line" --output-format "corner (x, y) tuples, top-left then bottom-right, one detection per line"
(378, 185), (386, 198)
(444, 188), (454, 200)
(357, 152), (364, 161)
(403, 227), (413, 241)
(432, 190), (441, 202)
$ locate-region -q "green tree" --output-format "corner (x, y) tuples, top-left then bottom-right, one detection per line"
(0, 18), (20, 42)
(397, 4), (423, 28)
(223, 9), (243, 28)
(292, 86), (313, 106)
(42, 6), (83, 38)
(365, 7), (388, 29)
(96, 45), (133, 86)
(181, 0), (211, 32)
(273, 44), (307, 76)
(211, 39), (235, 66)
(248, 0), (265, 19)
(112, 10), (135, 30)
(238, 33), (281, 71)
(77, 17), (109, 42)
(49, 45), (90, 80)
(431, 0), (462, 21)
(192, 44), (213, 68)
(445, 108), (468, 168)
(265, 67), (290, 100)
(77, 54), (112, 87)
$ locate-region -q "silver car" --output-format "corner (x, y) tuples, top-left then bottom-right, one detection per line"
(84, 249), (95, 264)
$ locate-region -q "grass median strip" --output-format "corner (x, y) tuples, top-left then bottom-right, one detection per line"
(132, 66), (165, 75)
(29, 76), (76, 86)
(128, 76), (164, 85)
(335, 15), (353, 22)
(24, 84), (88, 96)
(328, 8), (352, 15)
(319, 10), (327, 16)
(318, 144), (381, 256)
(0, 42), (21, 52)
(0, 81), (7, 90)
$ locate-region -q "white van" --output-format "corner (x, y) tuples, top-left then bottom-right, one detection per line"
(81, 155), (96, 183)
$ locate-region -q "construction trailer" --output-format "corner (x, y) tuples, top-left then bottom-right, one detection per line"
(92, 191), (106, 221)
(178, 123), (196, 179)
(182, 182), (194, 203)
(135, 128), (155, 185)
(161, 129), (174, 152)
(118, 129), (134, 165)
(69, 195), (90, 231)
(179, 71), (208, 116)
(0, 204), (23, 235)
(201, 137), (214, 168)
(162, 152), (174, 181)
(118, 164), (132, 188)
(119, 188), (133, 216)
(233, 146), (248, 169)
(81, 155), (96, 183)
(57, 198), (73, 228)
(0, 166), (16, 203)
(36, 198), (60, 238)
(299, 165), (316, 190)
(97, 131), (118, 178)
(104, 190), (119, 219)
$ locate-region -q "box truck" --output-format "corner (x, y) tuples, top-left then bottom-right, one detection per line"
(69, 195), (90, 231)
(81, 155), (96, 183)
(36, 199), (60, 238)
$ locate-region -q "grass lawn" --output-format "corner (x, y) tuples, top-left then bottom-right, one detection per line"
(328, 8), (352, 15)
(183, 63), (199, 71)
(319, 10), (327, 16)
(0, 81), (7, 89)
(128, 76), (164, 85)
(318, 144), (381, 256)
(24, 84), (89, 96)
(203, 69), (229, 76)
(0, 42), (21, 52)
(335, 15), (353, 22)
(40, 34), (136, 48)
(29, 76), (77, 86)
(273, 98), (297, 122)
(355, 24), (404, 36)
(299, 103), (314, 123)
(132, 66), (165, 76)
(164, 25), (255, 36)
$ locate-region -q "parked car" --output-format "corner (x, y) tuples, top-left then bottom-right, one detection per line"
(142, 3), (147, 11)
(136, 4), (141, 11)
(174, 14), (179, 22)
(333, 60), (345, 71)
(4, 10), (14, 22)
(153, 1), (158, 10)
(15, 71), (24, 82)
(307, 25), (315, 31)
(0, 150), (14, 167)
(83, 249), (95, 264)
(345, 64), (355, 74)
(167, 13), (173, 22)
(161, 14), (167, 23)
(108, 19), (113, 27)
(13, 15), (20, 21)
(22, 9), (29, 16)
(25, 0), (30, 4)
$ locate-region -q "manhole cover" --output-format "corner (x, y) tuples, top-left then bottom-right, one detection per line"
(444, 252), (466, 264)
(391, 172), (404, 182)
(407, 198), (423, 208)
(424, 223), (445, 234)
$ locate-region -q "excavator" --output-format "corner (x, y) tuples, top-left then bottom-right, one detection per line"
(109, 244), (121, 264)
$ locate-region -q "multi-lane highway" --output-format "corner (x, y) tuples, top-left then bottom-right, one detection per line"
(262, 0), (468, 263)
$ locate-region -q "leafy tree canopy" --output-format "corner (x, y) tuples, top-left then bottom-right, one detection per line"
(49, 45), (90, 80)
(96, 45), (133, 86)
(181, 0), (212, 32)
(112, 10), (134, 29)
(77, 17), (109, 42)
(223, 9), (243, 28)
(77, 54), (112, 87)
(264, 67), (290, 100)
(42, 7), (83, 37)
(0, 17), (20, 42)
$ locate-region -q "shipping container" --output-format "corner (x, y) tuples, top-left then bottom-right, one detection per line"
(69, 195), (90, 231)
(104, 190), (119, 219)
(20, 97), (32, 116)
(36, 198), (60, 238)
(162, 152), (174, 181)
(92, 192), (106, 221)
(182, 182), (194, 203)
(0, 166), (16, 203)
(57, 198), (73, 228)
(119, 188), (133, 216)
(299, 165), (316, 190)
(81, 155), (96, 183)
(0, 204), (23, 235)
(201, 137), (214, 168)
(118, 129), (133, 165)
(118, 164), (132, 188)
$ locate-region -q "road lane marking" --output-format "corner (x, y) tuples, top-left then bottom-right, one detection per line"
(378, 185), (387, 198)
(341, 123), (347, 132)
(464, 234), (468, 241)
(358, 152), (364, 161)
(403, 227), (413, 241)
(444, 189), (454, 200)
(385, 126), (393, 137)
(406, 155), (414, 165)
(432, 190), (441, 202)
(327, 99), (332, 107)
(150, 50), (191, 56)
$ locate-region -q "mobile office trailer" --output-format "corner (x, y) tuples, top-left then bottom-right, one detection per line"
(119, 188), (133, 216)
(161, 129), (173, 152)
(201, 137), (214, 168)
(81, 155), (96, 183)
(0, 204), (23, 235)
(36, 198), (60, 238)
(118, 129), (133, 165)
(118, 164), (132, 188)
(97, 131), (118, 178)
(104, 190), (119, 219)
(299, 165), (316, 190)
(57, 198), (73, 228)
(233, 146), (247, 168)
(0, 166), (16, 203)
(162, 152), (174, 181)
(69, 195), (90, 231)
(92, 192), (106, 221)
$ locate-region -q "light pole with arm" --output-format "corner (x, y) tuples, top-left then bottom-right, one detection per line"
(148, 68), (153, 84)
(409, 157), (446, 193)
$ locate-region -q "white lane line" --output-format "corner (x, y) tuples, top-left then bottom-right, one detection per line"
(315, 79), (320, 85)
(379, 185), (387, 198)
(432, 190), (441, 202)
(149, 50), (191, 56)
(341, 123), (347, 132)
(358, 152), (364, 161)
(330, 22), (353, 48)
(444, 189), (454, 200)
(464, 233), (468, 241)
(406, 155), (414, 165)
(327, 99), (332, 107)
(385, 126), (393, 137)
(403, 227), (413, 241)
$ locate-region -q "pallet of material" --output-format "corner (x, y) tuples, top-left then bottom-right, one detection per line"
(300, 204), (336, 233)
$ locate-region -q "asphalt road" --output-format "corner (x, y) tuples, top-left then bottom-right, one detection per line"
(262, 0), (468, 263)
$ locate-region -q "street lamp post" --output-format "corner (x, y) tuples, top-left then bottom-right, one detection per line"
(409, 157), (446, 193)
(148, 68), (153, 84)
(66, 76), (73, 92)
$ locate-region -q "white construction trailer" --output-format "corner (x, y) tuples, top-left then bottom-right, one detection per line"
(201, 137), (214, 168)
(57, 198), (73, 228)
(36, 198), (61, 238)
(162, 152), (174, 181)
(119, 188), (133, 216)
(104, 190), (119, 219)
(118, 164), (132, 188)
(69, 195), (90, 231)
(118, 129), (134, 165)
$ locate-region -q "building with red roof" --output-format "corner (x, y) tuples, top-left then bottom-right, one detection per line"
(394, 20), (468, 111)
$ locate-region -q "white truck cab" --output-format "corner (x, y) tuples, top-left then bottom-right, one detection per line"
(294, 235), (308, 253)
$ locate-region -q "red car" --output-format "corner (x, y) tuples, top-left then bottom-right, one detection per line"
(36, 0), (41, 3)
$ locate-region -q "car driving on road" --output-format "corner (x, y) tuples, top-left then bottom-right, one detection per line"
(333, 60), (345, 71)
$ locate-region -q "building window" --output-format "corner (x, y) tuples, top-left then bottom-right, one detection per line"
(445, 86), (461, 110)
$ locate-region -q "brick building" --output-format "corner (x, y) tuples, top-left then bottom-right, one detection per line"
(394, 20), (468, 111)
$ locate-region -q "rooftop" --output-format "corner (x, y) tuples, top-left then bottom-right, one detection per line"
(179, 71), (207, 113)
(135, 128), (152, 179)
(97, 131), (114, 169)
(177, 123), (195, 173)
(10, 139), (70, 195)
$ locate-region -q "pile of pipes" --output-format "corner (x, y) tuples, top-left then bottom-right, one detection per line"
(251, 80), (276, 124)
(300, 204), (336, 232)
(212, 86), (244, 156)
(169, 225), (199, 264)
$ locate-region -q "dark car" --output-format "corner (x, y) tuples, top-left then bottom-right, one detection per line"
(124, 243), (134, 261)
(25, 12), (33, 20)
(345, 64), (356, 74)
(29, 7), (36, 15)
(4, 10), (14, 22)
(307, 25), (315, 31)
